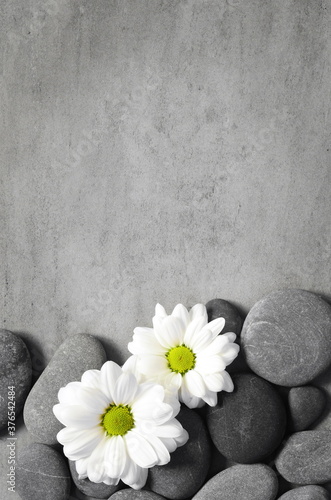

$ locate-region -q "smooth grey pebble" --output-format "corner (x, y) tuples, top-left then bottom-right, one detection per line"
(205, 298), (248, 372)
(287, 386), (326, 431)
(16, 442), (71, 500)
(191, 463), (278, 500)
(206, 373), (286, 463)
(241, 289), (331, 386)
(277, 485), (330, 499)
(0, 329), (32, 430)
(148, 407), (211, 500)
(275, 431), (331, 484)
(69, 459), (120, 499)
(23, 334), (107, 445)
(108, 491), (167, 499)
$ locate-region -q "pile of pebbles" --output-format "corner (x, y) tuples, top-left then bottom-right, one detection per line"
(1, 288), (331, 500)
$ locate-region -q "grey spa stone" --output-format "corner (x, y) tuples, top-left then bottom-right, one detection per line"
(69, 460), (120, 499)
(148, 406), (211, 500)
(191, 464), (278, 500)
(23, 333), (107, 445)
(287, 386), (326, 432)
(16, 442), (71, 500)
(277, 485), (330, 500)
(206, 373), (286, 463)
(205, 298), (243, 335)
(275, 431), (331, 484)
(109, 491), (167, 499)
(0, 329), (32, 430)
(241, 289), (331, 386)
(205, 298), (247, 372)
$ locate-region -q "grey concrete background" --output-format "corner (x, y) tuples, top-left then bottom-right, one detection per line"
(0, 0), (331, 498)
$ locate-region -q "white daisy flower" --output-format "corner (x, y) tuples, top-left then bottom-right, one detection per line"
(53, 360), (188, 490)
(128, 303), (240, 408)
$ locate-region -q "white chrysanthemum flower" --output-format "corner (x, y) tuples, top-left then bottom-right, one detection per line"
(53, 360), (188, 490)
(128, 303), (240, 408)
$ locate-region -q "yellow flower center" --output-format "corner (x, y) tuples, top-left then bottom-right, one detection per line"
(102, 405), (134, 436)
(166, 345), (196, 374)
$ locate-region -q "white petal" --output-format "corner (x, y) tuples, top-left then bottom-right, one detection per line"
(129, 327), (167, 356)
(122, 355), (139, 375)
(159, 437), (177, 453)
(113, 372), (138, 405)
(171, 304), (190, 329)
(132, 395), (173, 427)
(86, 435), (109, 483)
(179, 378), (201, 409)
(81, 369), (101, 389)
(155, 303), (168, 318)
(103, 476), (120, 485)
(63, 427), (104, 461)
(57, 382), (82, 405)
(200, 317), (225, 339)
(183, 316), (206, 347)
(174, 427), (189, 446)
(78, 386), (110, 414)
(195, 355), (226, 374)
(164, 371), (182, 391)
(224, 331), (237, 343)
(152, 418), (186, 439)
(130, 468), (148, 490)
(104, 435), (126, 478)
(184, 370), (207, 398)
(204, 372), (226, 392)
(152, 316), (173, 348)
(163, 388), (181, 417)
(160, 316), (185, 346)
(121, 457), (148, 489)
(220, 343), (240, 365)
(133, 326), (154, 335)
(122, 355), (145, 384)
(75, 458), (89, 477)
(53, 405), (100, 429)
(133, 381), (165, 406)
(190, 329), (213, 353)
(126, 430), (158, 468)
(100, 361), (122, 401)
(188, 304), (208, 323)
(57, 427), (85, 445)
(144, 434), (170, 465)
(139, 355), (169, 377)
(198, 333), (234, 358)
(221, 371), (235, 392)
(202, 390), (218, 406)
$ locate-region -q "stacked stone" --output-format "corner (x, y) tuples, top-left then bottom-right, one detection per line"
(200, 290), (331, 500)
(1, 288), (331, 500)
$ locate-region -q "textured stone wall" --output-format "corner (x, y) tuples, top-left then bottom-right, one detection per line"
(0, 1), (330, 498)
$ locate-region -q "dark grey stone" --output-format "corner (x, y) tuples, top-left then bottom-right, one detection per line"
(324, 483), (331, 496)
(277, 485), (330, 500)
(287, 386), (326, 432)
(206, 442), (235, 480)
(241, 289), (331, 386)
(191, 464), (278, 500)
(206, 373), (286, 463)
(69, 460), (120, 499)
(16, 443), (71, 500)
(148, 407), (211, 500)
(109, 491), (166, 499)
(206, 298), (243, 335)
(310, 366), (331, 431)
(205, 298), (248, 373)
(275, 431), (331, 484)
(0, 329), (32, 430)
(23, 334), (107, 445)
